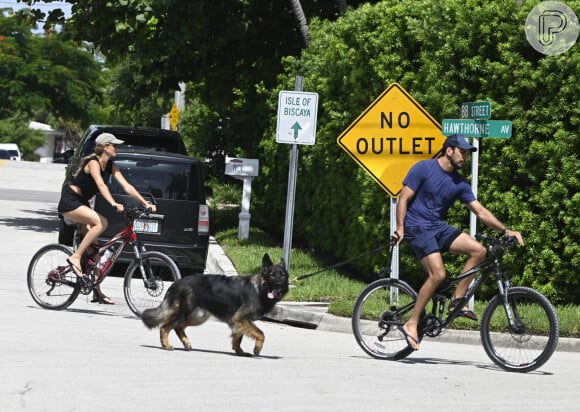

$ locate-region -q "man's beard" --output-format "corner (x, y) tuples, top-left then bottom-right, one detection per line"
(448, 155), (463, 170)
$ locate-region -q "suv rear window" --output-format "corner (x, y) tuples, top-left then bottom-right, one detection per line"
(82, 135), (185, 156)
(108, 158), (202, 202)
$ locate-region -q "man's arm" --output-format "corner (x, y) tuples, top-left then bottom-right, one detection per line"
(394, 185), (415, 245)
(466, 200), (524, 245)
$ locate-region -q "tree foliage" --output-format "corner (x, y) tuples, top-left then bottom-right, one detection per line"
(257, 0), (579, 303)
(0, 10), (103, 122)
(18, 0), (374, 160)
(0, 9), (103, 154)
(0, 113), (45, 159)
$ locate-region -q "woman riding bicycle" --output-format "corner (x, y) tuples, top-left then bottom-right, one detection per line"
(57, 132), (156, 304)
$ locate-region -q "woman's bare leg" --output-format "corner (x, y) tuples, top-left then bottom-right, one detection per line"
(62, 206), (108, 276)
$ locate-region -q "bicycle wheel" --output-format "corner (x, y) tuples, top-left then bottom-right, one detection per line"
(27, 243), (80, 310)
(123, 250), (181, 317)
(352, 278), (422, 360)
(480, 286), (559, 373)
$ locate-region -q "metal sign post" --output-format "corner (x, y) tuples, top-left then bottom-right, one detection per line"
(447, 101), (515, 310)
(282, 143), (299, 270)
(390, 198), (399, 279)
(278, 76), (319, 271)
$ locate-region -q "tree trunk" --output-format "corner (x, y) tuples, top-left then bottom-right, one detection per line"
(289, 0), (309, 47)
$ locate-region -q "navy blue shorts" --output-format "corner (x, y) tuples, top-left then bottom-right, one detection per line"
(404, 224), (462, 260)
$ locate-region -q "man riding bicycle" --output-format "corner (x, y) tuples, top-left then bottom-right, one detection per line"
(393, 134), (524, 350)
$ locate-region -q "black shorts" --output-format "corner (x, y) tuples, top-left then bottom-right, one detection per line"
(57, 185), (89, 217)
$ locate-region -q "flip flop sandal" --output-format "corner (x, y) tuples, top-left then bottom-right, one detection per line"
(397, 326), (420, 351)
(92, 289), (114, 305)
(66, 258), (84, 277)
(448, 298), (478, 321)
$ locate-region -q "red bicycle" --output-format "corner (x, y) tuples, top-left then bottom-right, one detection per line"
(27, 206), (181, 317)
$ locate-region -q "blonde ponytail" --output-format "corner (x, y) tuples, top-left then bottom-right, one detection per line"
(73, 144), (106, 177)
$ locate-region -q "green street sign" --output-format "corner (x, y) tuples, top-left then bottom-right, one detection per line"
(460, 101), (491, 120)
(442, 119), (512, 138)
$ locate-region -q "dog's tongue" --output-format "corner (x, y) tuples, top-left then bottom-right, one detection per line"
(267, 291), (275, 299)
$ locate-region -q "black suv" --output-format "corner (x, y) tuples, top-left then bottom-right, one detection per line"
(64, 125), (187, 174)
(59, 126), (211, 274)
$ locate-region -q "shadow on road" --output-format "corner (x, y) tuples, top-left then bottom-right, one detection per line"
(351, 354), (553, 375)
(0, 208), (59, 233)
(402, 356), (553, 375)
(139, 344), (283, 359)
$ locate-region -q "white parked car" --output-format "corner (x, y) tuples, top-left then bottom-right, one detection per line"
(0, 143), (22, 161)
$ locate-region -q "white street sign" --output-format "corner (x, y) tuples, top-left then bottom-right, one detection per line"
(276, 91), (318, 145)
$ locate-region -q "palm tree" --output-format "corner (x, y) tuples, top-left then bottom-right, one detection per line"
(289, 1), (351, 47)
(289, 0), (309, 46)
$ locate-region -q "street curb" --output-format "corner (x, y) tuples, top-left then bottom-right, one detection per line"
(205, 237), (238, 276)
(266, 305), (580, 353)
(206, 239), (579, 353)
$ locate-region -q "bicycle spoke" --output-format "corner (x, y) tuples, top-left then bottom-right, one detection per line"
(27, 244), (80, 310)
(124, 251), (181, 317)
(352, 279), (420, 360)
(480, 287), (559, 372)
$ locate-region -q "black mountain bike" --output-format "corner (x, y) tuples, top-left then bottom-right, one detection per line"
(27, 206), (181, 317)
(352, 234), (559, 373)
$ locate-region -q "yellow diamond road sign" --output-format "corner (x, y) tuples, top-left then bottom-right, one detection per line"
(337, 83), (446, 197)
(169, 102), (179, 131)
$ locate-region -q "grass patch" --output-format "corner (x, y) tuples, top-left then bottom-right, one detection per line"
(213, 223), (578, 337)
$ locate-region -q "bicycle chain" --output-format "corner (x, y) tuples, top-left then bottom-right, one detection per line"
(422, 314), (443, 337)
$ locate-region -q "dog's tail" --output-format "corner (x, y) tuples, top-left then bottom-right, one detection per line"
(141, 300), (172, 329)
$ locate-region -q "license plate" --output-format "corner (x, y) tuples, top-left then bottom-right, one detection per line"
(133, 219), (160, 234)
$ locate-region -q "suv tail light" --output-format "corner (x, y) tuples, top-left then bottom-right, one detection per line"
(198, 204), (209, 234)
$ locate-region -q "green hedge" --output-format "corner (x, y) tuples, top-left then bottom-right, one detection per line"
(253, 0), (579, 304)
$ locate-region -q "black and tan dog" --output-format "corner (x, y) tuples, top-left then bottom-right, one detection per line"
(141, 253), (289, 356)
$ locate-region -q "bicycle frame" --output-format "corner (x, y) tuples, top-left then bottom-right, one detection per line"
(429, 260), (494, 329)
(352, 234), (559, 370)
(423, 236), (516, 333)
(87, 223), (139, 280)
(78, 209), (155, 287)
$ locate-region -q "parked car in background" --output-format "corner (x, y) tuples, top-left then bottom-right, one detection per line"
(0, 149), (10, 159)
(63, 125), (187, 182)
(59, 125), (212, 275)
(0, 143), (22, 161)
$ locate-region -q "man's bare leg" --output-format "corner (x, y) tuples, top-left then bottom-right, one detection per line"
(402, 252), (446, 350)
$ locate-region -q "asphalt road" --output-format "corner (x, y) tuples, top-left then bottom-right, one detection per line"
(1, 160), (579, 412)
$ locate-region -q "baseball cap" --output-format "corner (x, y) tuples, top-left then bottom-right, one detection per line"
(95, 133), (124, 146)
(443, 134), (477, 152)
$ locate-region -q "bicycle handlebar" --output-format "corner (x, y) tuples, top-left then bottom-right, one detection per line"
(475, 233), (518, 249)
(122, 206), (164, 221)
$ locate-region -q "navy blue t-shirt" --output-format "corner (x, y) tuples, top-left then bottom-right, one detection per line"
(403, 159), (475, 228)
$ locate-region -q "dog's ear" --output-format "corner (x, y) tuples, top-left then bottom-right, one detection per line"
(262, 253), (273, 267)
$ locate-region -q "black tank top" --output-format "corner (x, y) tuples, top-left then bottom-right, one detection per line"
(71, 158), (113, 200)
